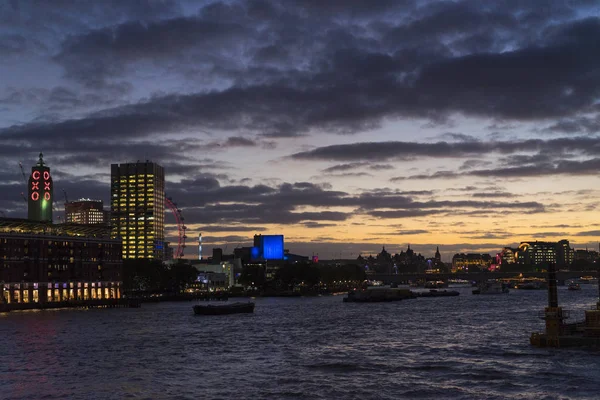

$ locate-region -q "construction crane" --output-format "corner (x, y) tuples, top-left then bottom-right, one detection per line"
(18, 162), (27, 184)
(60, 189), (69, 223)
(18, 162), (27, 203)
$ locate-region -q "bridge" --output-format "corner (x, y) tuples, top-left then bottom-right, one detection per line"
(369, 271), (597, 284)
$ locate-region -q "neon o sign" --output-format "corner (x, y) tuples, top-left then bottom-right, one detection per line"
(31, 192), (39, 201)
(44, 192), (51, 201)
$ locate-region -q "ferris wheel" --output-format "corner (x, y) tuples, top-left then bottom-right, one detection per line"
(165, 195), (187, 258)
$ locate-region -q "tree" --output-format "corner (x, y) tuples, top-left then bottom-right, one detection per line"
(239, 264), (266, 288)
(168, 261), (199, 293)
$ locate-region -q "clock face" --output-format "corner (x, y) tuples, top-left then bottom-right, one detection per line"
(31, 169), (52, 202)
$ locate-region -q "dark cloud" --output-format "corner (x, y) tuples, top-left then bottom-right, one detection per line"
(224, 136), (257, 147)
(462, 231), (514, 240)
(321, 172), (373, 178)
(292, 137), (600, 162)
(322, 162), (369, 173)
(471, 192), (517, 198)
(542, 114), (600, 134)
(574, 230), (600, 236)
(301, 222), (338, 229)
(3, 4), (600, 146)
(199, 225), (266, 233)
(2, 0), (600, 254)
(399, 158), (600, 180)
(369, 164), (395, 171)
(392, 229), (431, 235)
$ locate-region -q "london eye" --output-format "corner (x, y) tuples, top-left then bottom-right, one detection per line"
(165, 196), (187, 259)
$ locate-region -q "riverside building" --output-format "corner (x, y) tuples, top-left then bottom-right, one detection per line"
(65, 199), (107, 224)
(451, 253), (493, 272)
(0, 155), (123, 309)
(516, 240), (574, 268)
(110, 161), (165, 260)
(0, 219), (123, 306)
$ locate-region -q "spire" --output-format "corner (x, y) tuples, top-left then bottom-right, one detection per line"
(37, 152), (45, 166)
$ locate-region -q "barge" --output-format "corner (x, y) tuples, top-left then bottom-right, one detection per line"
(343, 287), (416, 302)
(416, 289), (459, 298)
(193, 301), (255, 315)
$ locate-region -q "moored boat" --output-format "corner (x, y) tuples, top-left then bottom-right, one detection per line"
(424, 280), (448, 289)
(193, 301), (255, 315)
(576, 276), (598, 285)
(473, 281), (509, 295)
(416, 289), (460, 298)
(343, 287), (415, 302)
(568, 282), (581, 291)
(516, 280), (547, 290)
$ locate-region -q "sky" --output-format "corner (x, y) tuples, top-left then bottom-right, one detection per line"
(1, 0), (600, 261)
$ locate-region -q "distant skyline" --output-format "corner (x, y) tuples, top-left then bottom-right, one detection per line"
(2, 1), (600, 260)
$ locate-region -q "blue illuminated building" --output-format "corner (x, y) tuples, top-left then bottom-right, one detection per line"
(252, 234), (284, 260)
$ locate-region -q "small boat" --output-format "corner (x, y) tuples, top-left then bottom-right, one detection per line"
(568, 282), (581, 291)
(516, 281), (546, 290)
(424, 280), (448, 289)
(193, 302), (255, 315)
(576, 276), (598, 285)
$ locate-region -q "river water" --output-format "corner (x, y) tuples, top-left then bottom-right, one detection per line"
(1, 285), (600, 400)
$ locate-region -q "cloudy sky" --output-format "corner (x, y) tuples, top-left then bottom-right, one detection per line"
(2, 0), (600, 261)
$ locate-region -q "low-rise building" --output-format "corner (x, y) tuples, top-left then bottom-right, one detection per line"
(451, 253), (493, 272)
(65, 199), (107, 224)
(0, 218), (123, 306)
(516, 240), (574, 267)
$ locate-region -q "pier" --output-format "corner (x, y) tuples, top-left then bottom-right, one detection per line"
(0, 298), (140, 313)
(530, 265), (600, 348)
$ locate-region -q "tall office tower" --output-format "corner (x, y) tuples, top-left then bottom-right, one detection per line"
(28, 153), (53, 222)
(65, 199), (106, 224)
(110, 162), (165, 260)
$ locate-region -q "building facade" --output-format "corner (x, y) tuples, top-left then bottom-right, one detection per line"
(65, 199), (107, 224)
(0, 219), (123, 306)
(451, 253), (493, 271)
(110, 162), (165, 260)
(27, 153), (53, 222)
(516, 240), (574, 267)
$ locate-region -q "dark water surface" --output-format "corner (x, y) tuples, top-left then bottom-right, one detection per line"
(2, 286), (600, 399)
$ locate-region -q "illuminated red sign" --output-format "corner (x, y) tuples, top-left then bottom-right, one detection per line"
(30, 169), (51, 202)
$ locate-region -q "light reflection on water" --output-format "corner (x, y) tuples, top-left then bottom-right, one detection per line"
(1, 286), (600, 399)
